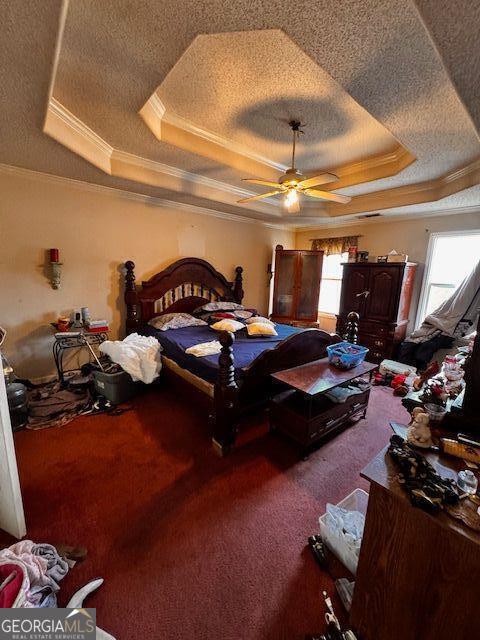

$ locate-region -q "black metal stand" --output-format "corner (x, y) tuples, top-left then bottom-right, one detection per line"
(53, 331), (108, 384)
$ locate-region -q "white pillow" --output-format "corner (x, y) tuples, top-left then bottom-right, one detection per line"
(210, 319), (245, 333)
(194, 302), (244, 314)
(246, 322), (278, 337)
(233, 309), (255, 320)
(245, 316), (274, 326)
(148, 313), (207, 331)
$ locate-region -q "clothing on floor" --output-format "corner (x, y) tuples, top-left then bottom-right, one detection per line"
(32, 543), (69, 588)
(27, 382), (91, 430)
(0, 541), (69, 607)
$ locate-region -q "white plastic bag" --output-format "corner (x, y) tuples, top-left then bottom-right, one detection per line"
(324, 504), (365, 556)
(99, 333), (162, 384)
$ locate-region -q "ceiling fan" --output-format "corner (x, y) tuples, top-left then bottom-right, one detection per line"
(237, 120), (352, 213)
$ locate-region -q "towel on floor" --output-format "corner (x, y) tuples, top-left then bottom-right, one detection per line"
(185, 340), (222, 357)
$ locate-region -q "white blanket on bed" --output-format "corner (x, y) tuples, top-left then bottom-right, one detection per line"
(185, 340), (222, 357)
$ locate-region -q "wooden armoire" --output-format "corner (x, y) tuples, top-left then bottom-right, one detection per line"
(336, 262), (417, 362)
(271, 245), (324, 326)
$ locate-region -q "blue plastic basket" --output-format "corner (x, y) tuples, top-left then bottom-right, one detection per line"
(326, 341), (369, 370)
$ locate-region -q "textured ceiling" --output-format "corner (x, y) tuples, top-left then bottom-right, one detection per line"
(1, 0), (480, 228)
(157, 30), (400, 170)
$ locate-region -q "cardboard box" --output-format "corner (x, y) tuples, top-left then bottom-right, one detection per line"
(387, 253), (408, 263)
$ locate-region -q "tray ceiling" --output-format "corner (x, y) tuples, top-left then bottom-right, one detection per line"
(2, 0), (480, 228)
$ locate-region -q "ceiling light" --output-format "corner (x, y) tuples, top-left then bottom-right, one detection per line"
(237, 121), (351, 210)
(285, 189), (299, 208)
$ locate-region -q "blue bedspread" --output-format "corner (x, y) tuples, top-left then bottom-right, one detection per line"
(140, 323), (301, 383)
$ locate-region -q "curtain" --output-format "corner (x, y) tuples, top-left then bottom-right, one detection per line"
(311, 235), (359, 256)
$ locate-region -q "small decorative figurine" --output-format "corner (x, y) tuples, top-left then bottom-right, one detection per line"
(407, 407), (432, 448)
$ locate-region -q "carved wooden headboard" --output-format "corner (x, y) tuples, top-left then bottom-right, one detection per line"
(124, 258), (244, 334)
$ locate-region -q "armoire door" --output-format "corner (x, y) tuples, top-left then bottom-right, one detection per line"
(296, 251), (323, 321)
(339, 265), (370, 316)
(272, 250), (298, 320)
(365, 266), (402, 322)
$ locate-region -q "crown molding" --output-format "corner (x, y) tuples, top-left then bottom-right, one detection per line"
(140, 91), (287, 181)
(43, 100), (480, 223)
(141, 90), (415, 188)
(45, 98), (113, 172)
(0, 162), (291, 230)
(293, 203), (480, 231)
(326, 145), (416, 190)
(44, 98), (280, 215)
(325, 156), (480, 217)
(2, 162), (476, 234)
(111, 149), (267, 200)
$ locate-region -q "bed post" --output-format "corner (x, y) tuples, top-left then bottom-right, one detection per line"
(344, 311), (359, 344)
(233, 266), (244, 304)
(124, 260), (140, 335)
(211, 331), (239, 456)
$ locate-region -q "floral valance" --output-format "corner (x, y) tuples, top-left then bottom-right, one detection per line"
(311, 235), (359, 256)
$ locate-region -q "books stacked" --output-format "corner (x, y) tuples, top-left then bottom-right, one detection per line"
(86, 319), (109, 333)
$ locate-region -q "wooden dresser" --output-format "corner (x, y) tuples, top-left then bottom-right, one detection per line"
(351, 446), (480, 640)
(271, 245), (324, 326)
(336, 262), (416, 362)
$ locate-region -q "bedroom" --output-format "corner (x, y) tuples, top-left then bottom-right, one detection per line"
(1, 1), (479, 638)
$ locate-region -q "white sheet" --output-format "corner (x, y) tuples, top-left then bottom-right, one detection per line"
(425, 259), (480, 336)
(99, 333), (162, 383)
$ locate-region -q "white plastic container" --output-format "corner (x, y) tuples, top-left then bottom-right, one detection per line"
(319, 488), (369, 575)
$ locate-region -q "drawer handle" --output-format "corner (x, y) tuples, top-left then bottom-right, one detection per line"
(325, 418), (336, 427)
(352, 402), (363, 410)
(356, 290), (370, 299)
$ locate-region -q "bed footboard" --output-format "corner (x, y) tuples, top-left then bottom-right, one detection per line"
(239, 328), (342, 408)
(211, 331), (240, 456)
(211, 328), (344, 455)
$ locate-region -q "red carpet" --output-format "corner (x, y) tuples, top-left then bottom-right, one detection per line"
(2, 384), (409, 639)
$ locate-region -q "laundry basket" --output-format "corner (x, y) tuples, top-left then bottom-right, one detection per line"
(319, 488), (369, 574)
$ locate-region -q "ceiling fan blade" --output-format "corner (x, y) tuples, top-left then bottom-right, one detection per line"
(304, 188), (351, 204)
(237, 190), (281, 204)
(242, 178), (284, 189)
(297, 172), (339, 189)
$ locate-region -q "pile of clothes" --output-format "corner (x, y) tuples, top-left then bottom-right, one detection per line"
(0, 540), (69, 608)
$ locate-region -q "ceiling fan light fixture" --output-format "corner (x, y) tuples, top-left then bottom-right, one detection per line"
(236, 121), (351, 209)
(284, 188), (299, 208)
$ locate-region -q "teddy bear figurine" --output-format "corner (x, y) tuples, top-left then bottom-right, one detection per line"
(407, 407), (433, 449)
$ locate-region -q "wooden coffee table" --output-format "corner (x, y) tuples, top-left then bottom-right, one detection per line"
(270, 357), (378, 457)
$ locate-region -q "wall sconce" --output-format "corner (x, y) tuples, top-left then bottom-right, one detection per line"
(49, 248), (62, 289)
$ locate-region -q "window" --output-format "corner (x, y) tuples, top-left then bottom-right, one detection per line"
(417, 230), (480, 326)
(319, 252), (348, 315)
